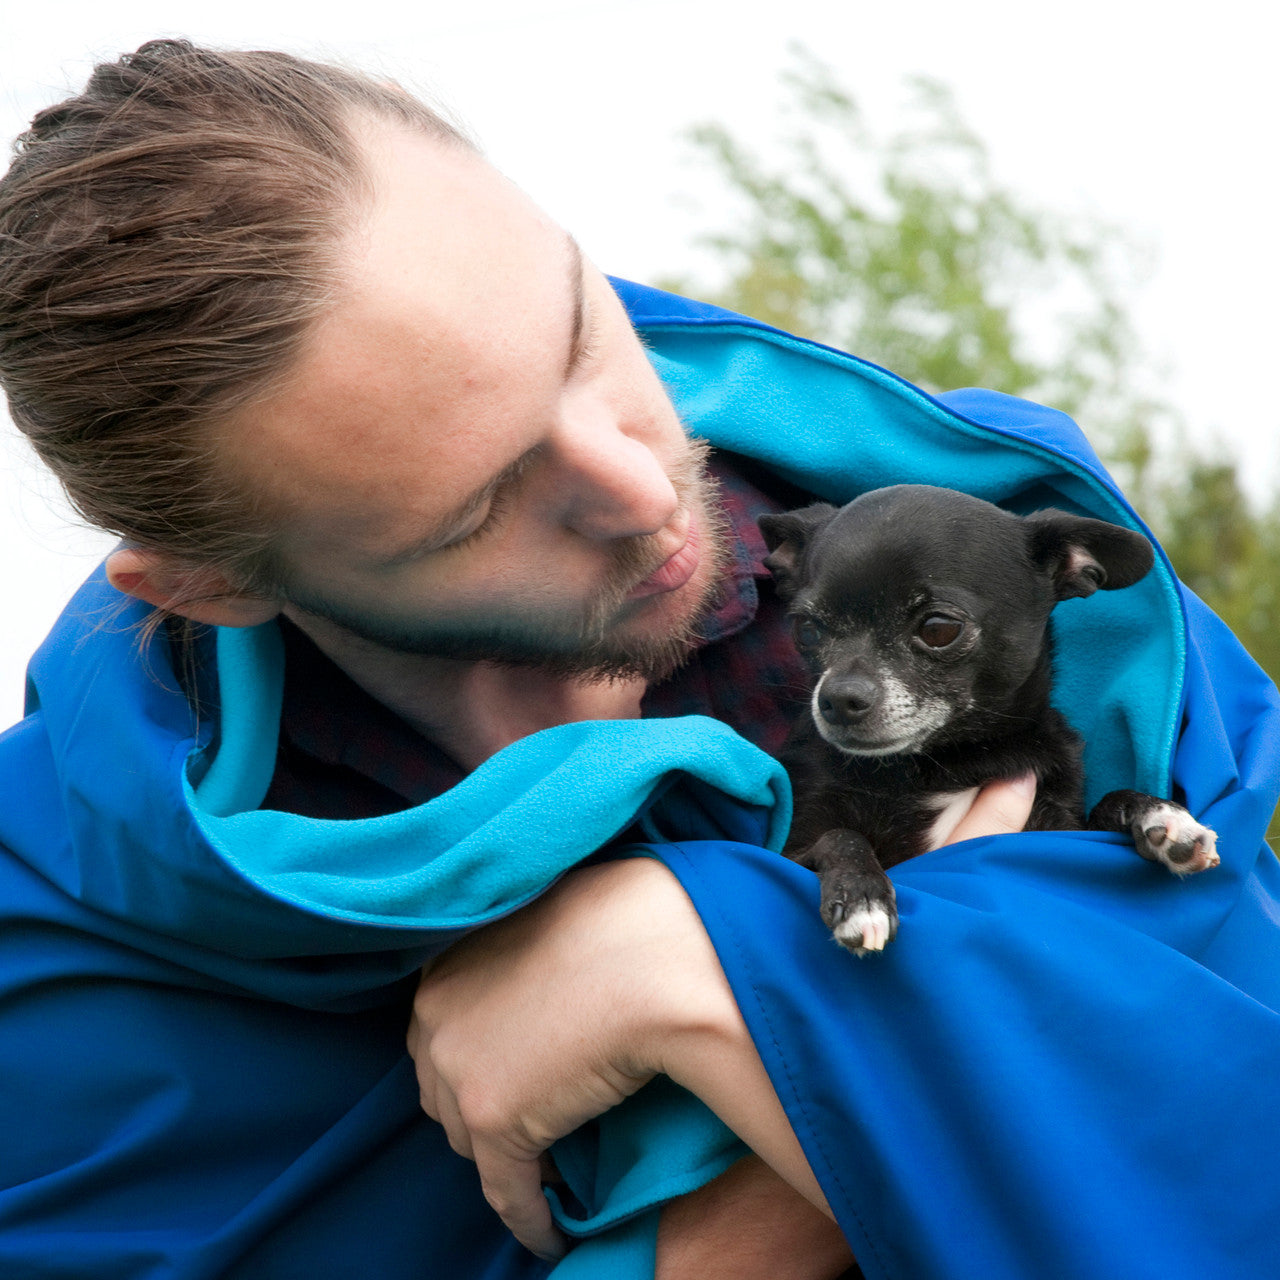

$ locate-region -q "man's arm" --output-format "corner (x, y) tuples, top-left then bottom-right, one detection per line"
(656, 1156), (857, 1280)
(409, 854), (807, 1260)
(407, 778), (1036, 1264)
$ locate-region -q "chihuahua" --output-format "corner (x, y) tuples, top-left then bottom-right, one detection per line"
(759, 484), (1218, 955)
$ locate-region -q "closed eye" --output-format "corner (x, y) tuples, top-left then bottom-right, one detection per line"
(441, 448), (543, 552)
(442, 485), (516, 550)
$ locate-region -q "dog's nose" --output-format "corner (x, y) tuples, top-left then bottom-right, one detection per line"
(817, 675), (879, 725)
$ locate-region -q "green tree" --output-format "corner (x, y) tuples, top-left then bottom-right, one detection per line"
(660, 47), (1163, 467)
(1132, 446), (1280, 687)
(665, 49), (1279, 844)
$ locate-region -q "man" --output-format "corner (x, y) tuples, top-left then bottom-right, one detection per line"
(2, 39), (1278, 1280)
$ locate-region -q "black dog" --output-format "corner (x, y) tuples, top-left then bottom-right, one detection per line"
(759, 484), (1219, 955)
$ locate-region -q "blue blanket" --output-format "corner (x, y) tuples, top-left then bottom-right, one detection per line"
(0, 281), (1276, 1278)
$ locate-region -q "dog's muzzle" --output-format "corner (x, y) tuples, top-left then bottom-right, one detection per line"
(812, 667), (955, 756)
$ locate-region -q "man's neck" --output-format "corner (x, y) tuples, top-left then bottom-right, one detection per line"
(283, 610), (645, 773)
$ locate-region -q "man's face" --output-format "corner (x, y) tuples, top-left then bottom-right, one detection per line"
(219, 121), (727, 681)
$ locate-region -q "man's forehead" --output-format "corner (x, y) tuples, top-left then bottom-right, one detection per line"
(320, 124), (577, 366)
(358, 123), (567, 279)
(215, 126), (586, 552)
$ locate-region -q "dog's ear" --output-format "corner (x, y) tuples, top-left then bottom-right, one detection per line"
(1025, 510), (1155, 601)
(758, 503), (840, 598)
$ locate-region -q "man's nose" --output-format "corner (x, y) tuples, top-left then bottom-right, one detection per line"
(550, 410), (680, 541)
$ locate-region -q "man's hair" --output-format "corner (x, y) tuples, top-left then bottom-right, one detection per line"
(0, 38), (474, 593)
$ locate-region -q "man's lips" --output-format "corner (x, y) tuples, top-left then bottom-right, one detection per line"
(626, 523), (701, 600)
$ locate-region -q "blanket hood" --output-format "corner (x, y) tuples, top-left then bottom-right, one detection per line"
(1, 281), (1189, 1009)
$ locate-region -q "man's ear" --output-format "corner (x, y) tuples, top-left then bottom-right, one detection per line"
(105, 547), (281, 628)
(757, 502), (840, 599)
(1024, 510), (1155, 601)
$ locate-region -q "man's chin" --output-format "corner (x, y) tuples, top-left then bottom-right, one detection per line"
(487, 639), (693, 686)
(442, 588), (699, 685)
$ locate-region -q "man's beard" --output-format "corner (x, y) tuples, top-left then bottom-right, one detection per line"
(284, 438), (731, 685)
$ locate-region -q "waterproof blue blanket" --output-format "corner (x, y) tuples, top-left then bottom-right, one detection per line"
(0, 281), (1277, 1279)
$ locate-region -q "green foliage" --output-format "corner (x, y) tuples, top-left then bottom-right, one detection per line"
(666, 49), (1280, 846)
(1129, 449), (1280, 848)
(660, 47), (1160, 461)
(1132, 447), (1280, 686)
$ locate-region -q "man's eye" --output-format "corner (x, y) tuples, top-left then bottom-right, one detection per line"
(794, 618), (825, 648)
(448, 494), (508, 549)
(916, 616), (964, 649)
(443, 450), (544, 553)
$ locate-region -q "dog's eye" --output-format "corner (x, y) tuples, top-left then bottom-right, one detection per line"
(793, 618), (826, 649)
(917, 616), (964, 649)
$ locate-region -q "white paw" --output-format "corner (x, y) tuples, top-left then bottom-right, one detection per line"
(834, 903), (896, 955)
(1136, 803), (1220, 876)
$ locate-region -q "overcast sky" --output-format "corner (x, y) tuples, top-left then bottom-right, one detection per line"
(2, 0), (1277, 725)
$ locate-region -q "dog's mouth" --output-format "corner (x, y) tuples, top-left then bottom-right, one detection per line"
(814, 722), (937, 757)
(810, 672), (956, 757)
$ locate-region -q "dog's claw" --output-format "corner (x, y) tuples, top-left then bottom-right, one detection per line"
(833, 902), (897, 955)
(1133, 803), (1219, 876)
(822, 883), (898, 956)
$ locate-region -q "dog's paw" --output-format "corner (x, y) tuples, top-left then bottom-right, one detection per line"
(822, 878), (899, 956)
(1132, 802), (1220, 876)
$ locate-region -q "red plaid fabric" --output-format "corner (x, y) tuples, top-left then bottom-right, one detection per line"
(260, 451), (813, 817)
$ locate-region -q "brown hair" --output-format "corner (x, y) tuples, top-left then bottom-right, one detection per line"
(0, 38), (475, 595)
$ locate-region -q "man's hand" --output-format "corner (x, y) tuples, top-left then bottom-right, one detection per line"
(407, 857), (760, 1261)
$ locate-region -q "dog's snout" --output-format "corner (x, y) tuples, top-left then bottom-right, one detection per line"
(817, 675), (879, 726)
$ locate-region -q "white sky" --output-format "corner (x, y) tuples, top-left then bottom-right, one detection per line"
(2, 0), (1277, 725)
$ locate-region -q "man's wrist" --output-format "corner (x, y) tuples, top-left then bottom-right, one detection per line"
(625, 859), (834, 1219)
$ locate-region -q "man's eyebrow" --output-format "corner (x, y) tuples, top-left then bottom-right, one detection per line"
(564, 232), (587, 381)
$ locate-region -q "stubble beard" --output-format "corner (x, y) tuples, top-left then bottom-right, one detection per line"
(285, 438), (732, 686)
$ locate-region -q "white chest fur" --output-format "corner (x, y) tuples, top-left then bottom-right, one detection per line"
(923, 787), (983, 850)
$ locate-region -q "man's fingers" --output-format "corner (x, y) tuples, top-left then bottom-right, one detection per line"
(475, 1148), (566, 1262)
(947, 772), (1037, 845)
(433, 1088), (476, 1162)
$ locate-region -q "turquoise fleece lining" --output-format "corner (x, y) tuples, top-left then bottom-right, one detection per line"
(189, 628), (789, 929)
